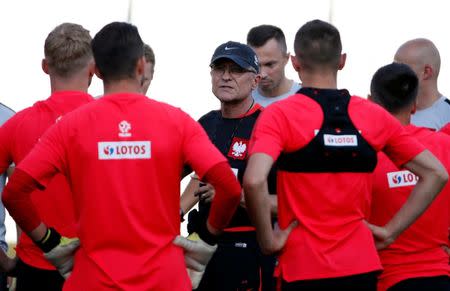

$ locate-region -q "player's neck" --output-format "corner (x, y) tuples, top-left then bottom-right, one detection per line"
(103, 79), (142, 96)
(221, 97), (254, 119)
(416, 85), (441, 110)
(394, 111), (411, 126)
(300, 71), (337, 90)
(50, 76), (89, 94)
(259, 78), (293, 98)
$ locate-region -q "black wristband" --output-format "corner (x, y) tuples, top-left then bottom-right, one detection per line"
(36, 227), (61, 253)
(197, 221), (217, 246)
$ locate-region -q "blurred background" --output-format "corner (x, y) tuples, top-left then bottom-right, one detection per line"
(1, 0), (449, 240)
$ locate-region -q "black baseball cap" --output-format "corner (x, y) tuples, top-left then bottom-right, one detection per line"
(210, 41), (260, 73)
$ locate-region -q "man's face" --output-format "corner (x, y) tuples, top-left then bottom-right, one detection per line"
(141, 61), (154, 95)
(252, 38), (289, 94)
(210, 59), (257, 104)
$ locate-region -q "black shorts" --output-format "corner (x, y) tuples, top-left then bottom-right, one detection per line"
(388, 275), (450, 291)
(15, 259), (64, 291)
(0, 272), (7, 291)
(195, 231), (276, 291)
(281, 271), (378, 291)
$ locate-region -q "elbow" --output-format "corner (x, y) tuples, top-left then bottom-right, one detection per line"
(425, 164), (449, 191)
(243, 173), (264, 194)
(437, 167), (449, 187)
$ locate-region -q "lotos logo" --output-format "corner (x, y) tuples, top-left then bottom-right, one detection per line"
(98, 141), (151, 160)
(387, 170), (418, 188)
(323, 134), (358, 146)
(103, 146), (114, 155)
(392, 175), (401, 184)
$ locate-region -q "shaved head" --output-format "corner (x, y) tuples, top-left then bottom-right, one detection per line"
(394, 38), (441, 80)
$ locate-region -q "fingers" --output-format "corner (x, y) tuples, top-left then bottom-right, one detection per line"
(239, 192), (246, 208)
(363, 221), (392, 250)
(195, 184), (215, 202)
(363, 220), (376, 231)
(173, 235), (196, 251)
(442, 245), (450, 256)
(364, 221), (384, 239)
(62, 271), (72, 279)
(65, 240), (81, 251)
(283, 220), (298, 234)
(268, 220), (299, 255)
(184, 255), (205, 272)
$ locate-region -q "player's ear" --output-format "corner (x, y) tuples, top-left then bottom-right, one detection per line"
(291, 55), (300, 72)
(42, 59), (49, 75)
(94, 66), (103, 80)
(136, 56), (146, 77)
(338, 53), (347, 70)
(252, 74), (261, 90)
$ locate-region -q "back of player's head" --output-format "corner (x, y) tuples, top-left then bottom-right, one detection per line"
(144, 44), (155, 65)
(44, 23), (92, 77)
(92, 22), (144, 82)
(370, 62), (418, 113)
(247, 24), (287, 54)
(294, 19), (341, 71)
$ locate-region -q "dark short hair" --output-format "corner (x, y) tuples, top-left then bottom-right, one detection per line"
(247, 24), (287, 53)
(370, 63), (418, 113)
(92, 22), (144, 82)
(294, 19), (341, 71)
(144, 44), (155, 65)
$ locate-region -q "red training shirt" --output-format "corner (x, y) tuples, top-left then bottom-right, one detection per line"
(441, 122), (450, 135)
(370, 125), (450, 291)
(0, 91), (93, 270)
(249, 93), (425, 282)
(440, 123), (450, 243)
(17, 93), (228, 290)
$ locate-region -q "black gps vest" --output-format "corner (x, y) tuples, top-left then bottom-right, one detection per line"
(277, 88), (377, 173)
(190, 108), (277, 230)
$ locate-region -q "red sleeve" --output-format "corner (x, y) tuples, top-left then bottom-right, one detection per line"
(2, 168), (43, 232)
(350, 99), (425, 167)
(3, 118), (68, 233)
(440, 123), (450, 135)
(248, 106), (285, 161)
(382, 121), (425, 167)
(203, 162), (241, 230)
(180, 110), (227, 179)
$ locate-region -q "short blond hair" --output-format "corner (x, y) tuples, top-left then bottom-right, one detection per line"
(44, 23), (92, 77)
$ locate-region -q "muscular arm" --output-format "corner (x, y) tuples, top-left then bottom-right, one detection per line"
(243, 153), (296, 254)
(243, 153), (273, 252)
(268, 195), (277, 216)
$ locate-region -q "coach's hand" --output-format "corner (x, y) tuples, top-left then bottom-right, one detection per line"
(194, 183), (215, 203)
(36, 227), (80, 279)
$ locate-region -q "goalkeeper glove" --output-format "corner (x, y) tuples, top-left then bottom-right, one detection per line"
(173, 232), (217, 289)
(36, 227), (80, 279)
